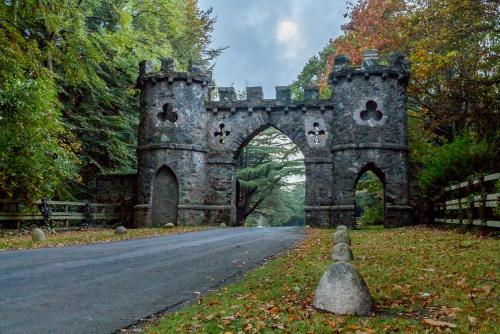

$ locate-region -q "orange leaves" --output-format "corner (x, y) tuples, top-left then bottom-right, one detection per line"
(332, 0), (406, 63)
(325, 318), (336, 329)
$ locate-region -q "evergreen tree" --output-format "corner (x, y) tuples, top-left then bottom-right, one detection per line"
(236, 128), (305, 226)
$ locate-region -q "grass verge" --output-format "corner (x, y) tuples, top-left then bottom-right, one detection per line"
(146, 226), (498, 333)
(0, 226), (212, 250)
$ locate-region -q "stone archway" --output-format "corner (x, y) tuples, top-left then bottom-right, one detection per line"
(132, 50), (414, 228)
(150, 166), (179, 227)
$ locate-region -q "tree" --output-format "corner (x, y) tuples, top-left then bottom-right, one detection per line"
(328, 0), (499, 141)
(401, 0), (499, 141)
(291, 44), (336, 99)
(333, 0), (405, 64)
(236, 128), (305, 226)
(0, 77), (78, 202)
(0, 0), (221, 201)
(355, 171), (384, 225)
(295, 0), (499, 197)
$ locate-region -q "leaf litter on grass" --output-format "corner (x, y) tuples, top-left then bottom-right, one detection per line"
(143, 226), (498, 333)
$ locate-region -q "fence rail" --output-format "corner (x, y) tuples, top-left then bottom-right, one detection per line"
(434, 173), (499, 228)
(0, 200), (120, 229)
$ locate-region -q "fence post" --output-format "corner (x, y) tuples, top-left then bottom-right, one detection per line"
(37, 199), (52, 229)
(82, 200), (94, 228)
(466, 176), (474, 227)
(478, 175), (486, 226)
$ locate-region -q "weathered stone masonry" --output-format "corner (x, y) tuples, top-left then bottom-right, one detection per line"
(128, 49), (414, 228)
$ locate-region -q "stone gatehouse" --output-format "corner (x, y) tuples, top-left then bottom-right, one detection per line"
(101, 49), (413, 228)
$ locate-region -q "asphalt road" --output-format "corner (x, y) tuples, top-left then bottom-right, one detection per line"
(0, 227), (304, 334)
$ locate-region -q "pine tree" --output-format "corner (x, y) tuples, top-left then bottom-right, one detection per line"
(236, 128), (305, 226)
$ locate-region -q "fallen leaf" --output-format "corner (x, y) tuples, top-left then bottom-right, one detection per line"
(422, 318), (457, 328)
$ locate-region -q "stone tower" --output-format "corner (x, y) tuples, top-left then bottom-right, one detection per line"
(134, 59), (211, 227)
(329, 50), (413, 227)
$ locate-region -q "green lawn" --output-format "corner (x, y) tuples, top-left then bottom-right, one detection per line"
(145, 226), (498, 334)
(0, 226), (212, 250)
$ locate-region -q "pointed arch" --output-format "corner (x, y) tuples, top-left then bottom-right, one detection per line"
(233, 122), (306, 160)
(150, 165), (179, 227)
(354, 162), (386, 187)
(354, 162), (386, 227)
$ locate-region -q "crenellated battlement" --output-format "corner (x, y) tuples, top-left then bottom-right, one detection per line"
(137, 57), (212, 88)
(207, 84), (330, 114)
(328, 49), (409, 85)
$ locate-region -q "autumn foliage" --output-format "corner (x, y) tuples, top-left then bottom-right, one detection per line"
(332, 0), (405, 64)
(295, 0), (500, 194)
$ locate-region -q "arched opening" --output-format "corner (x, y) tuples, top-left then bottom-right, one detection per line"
(235, 126), (305, 227)
(354, 164), (385, 228)
(150, 166), (179, 227)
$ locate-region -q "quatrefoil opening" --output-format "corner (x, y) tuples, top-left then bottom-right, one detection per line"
(360, 100), (383, 121)
(158, 103), (178, 123)
(307, 122), (326, 144)
(214, 123), (231, 144)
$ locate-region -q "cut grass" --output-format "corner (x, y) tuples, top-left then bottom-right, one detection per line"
(0, 226), (212, 250)
(146, 226), (498, 333)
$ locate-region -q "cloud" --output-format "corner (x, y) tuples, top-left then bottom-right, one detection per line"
(197, 0), (348, 97)
(275, 19), (306, 60)
(244, 4), (272, 27)
(276, 20), (299, 43)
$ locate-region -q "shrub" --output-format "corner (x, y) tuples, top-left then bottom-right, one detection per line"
(360, 207), (384, 226)
(417, 134), (496, 197)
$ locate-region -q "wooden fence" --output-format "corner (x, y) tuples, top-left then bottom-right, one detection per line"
(0, 200), (120, 230)
(434, 173), (500, 228)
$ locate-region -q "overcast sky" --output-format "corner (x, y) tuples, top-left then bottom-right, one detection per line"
(198, 0), (348, 98)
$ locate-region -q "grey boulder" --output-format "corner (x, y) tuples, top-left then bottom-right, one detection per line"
(115, 226), (128, 234)
(333, 230), (351, 245)
(219, 223), (226, 227)
(313, 262), (373, 315)
(164, 223), (175, 228)
(332, 243), (354, 262)
(31, 228), (46, 242)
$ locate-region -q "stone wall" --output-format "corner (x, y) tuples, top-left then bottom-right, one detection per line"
(96, 174), (137, 227)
